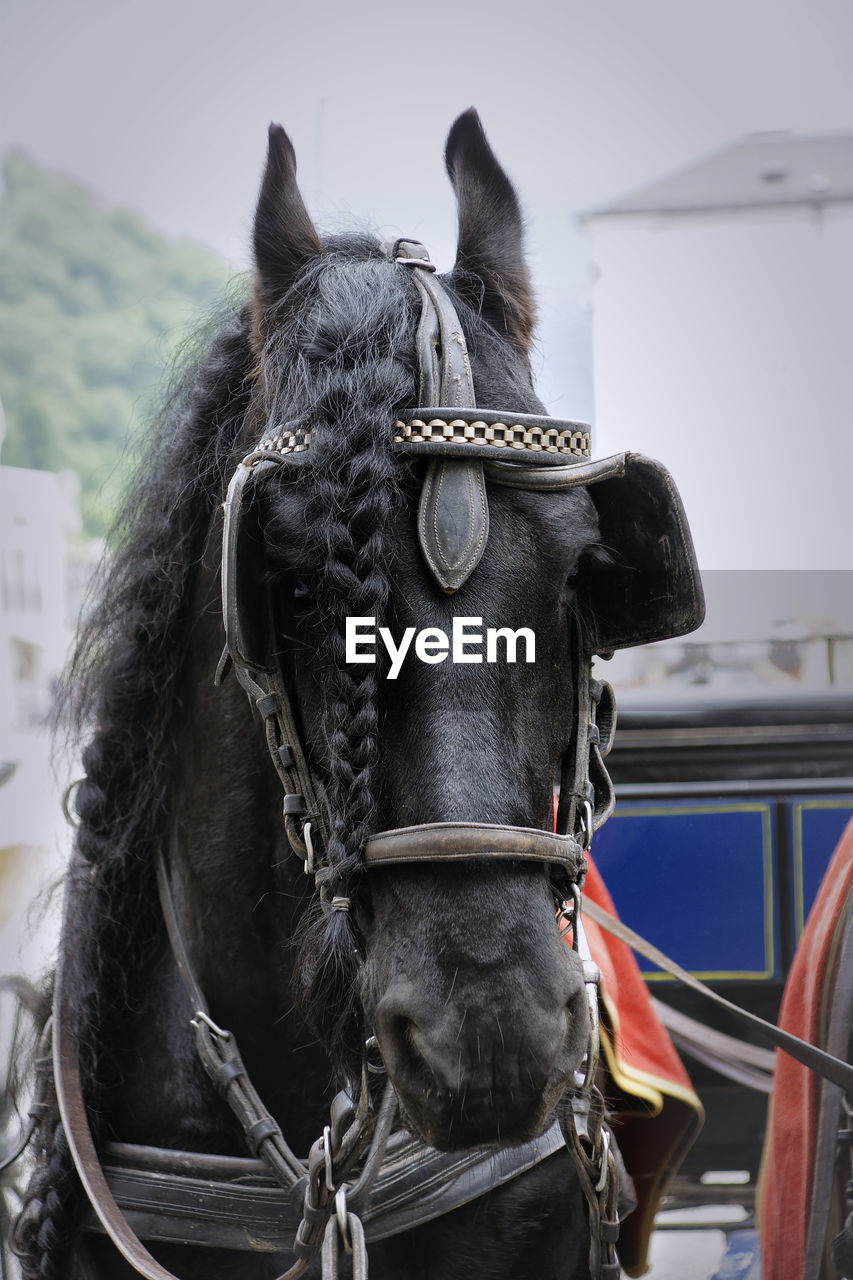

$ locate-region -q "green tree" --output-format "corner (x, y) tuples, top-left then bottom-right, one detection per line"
(0, 151), (234, 535)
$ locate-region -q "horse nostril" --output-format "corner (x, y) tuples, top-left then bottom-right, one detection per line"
(392, 1014), (418, 1055)
(375, 988), (424, 1064)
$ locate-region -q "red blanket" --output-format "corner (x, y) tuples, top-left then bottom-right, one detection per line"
(577, 859), (704, 1277)
(758, 818), (853, 1279)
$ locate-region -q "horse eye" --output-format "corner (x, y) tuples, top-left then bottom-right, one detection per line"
(293, 577), (311, 601)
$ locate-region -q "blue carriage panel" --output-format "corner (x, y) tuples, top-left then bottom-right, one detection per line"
(592, 801), (777, 982)
(791, 797), (853, 942)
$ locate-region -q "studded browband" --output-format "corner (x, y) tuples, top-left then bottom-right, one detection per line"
(257, 411), (591, 462)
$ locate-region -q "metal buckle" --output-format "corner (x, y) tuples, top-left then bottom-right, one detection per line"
(569, 883), (582, 952)
(190, 1009), (230, 1040)
(595, 1128), (612, 1193)
(395, 256), (437, 271)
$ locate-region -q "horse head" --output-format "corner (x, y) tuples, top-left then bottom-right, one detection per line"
(227, 110), (702, 1151)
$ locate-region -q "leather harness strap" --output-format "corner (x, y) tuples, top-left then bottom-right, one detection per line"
(583, 898), (853, 1095)
(393, 239), (489, 595)
(363, 821), (587, 875)
(155, 846), (306, 1189)
(81, 1124), (568, 1255)
(53, 893), (182, 1280)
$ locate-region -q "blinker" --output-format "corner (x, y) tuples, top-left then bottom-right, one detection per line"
(221, 459), (277, 672)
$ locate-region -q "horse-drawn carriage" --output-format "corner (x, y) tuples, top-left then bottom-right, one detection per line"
(2, 111), (851, 1280)
(599, 690), (853, 1275)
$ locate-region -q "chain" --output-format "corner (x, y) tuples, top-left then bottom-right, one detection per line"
(560, 1089), (621, 1280)
(283, 1065), (374, 1279)
(559, 882), (622, 1279)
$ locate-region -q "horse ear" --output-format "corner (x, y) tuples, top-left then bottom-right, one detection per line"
(253, 124), (322, 315)
(445, 109), (535, 355)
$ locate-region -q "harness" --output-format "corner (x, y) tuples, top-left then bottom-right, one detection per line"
(49, 241), (710, 1280)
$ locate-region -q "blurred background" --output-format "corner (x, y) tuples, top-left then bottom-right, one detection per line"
(2, 0), (852, 992)
(0, 3), (851, 1270)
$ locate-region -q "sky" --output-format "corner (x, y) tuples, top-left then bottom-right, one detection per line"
(3, 0), (851, 422)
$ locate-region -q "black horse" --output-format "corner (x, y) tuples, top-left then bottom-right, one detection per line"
(13, 111), (702, 1280)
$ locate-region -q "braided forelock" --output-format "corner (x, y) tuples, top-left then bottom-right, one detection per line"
(264, 241), (418, 1075)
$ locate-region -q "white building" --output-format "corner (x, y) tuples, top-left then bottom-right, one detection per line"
(0, 405), (83, 975)
(583, 132), (853, 575)
(0, 467), (75, 732)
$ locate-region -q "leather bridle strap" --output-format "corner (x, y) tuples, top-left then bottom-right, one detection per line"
(154, 844), (306, 1189)
(363, 821), (586, 878)
(393, 240), (488, 594)
(53, 874), (183, 1280)
(583, 898), (853, 1094)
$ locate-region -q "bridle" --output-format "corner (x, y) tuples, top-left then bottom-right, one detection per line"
(218, 238), (625, 890)
(49, 240), (710, 1280)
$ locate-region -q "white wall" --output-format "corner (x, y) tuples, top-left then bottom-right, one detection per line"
(588, 204), (853, 571)
(0, 466), (79, 977)
(0, 468), (78, 727)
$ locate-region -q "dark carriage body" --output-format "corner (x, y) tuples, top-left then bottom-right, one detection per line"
(595, 688), (853, 1190)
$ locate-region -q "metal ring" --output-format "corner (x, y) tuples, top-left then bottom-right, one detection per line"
(61, 778), (84, 828)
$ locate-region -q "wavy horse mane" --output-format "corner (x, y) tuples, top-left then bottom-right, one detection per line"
(64, 303), (253, 1060)
(12, 301), (254, 1271)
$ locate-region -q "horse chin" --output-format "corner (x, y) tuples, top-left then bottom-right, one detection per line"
(391, 1076), (568, 1153)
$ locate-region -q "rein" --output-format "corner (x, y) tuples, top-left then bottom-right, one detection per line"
(583, 900), (853, 1095)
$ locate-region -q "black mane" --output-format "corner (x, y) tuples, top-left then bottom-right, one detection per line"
(67, 303), (253, 1035)
(13, 301), (256, 1270)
